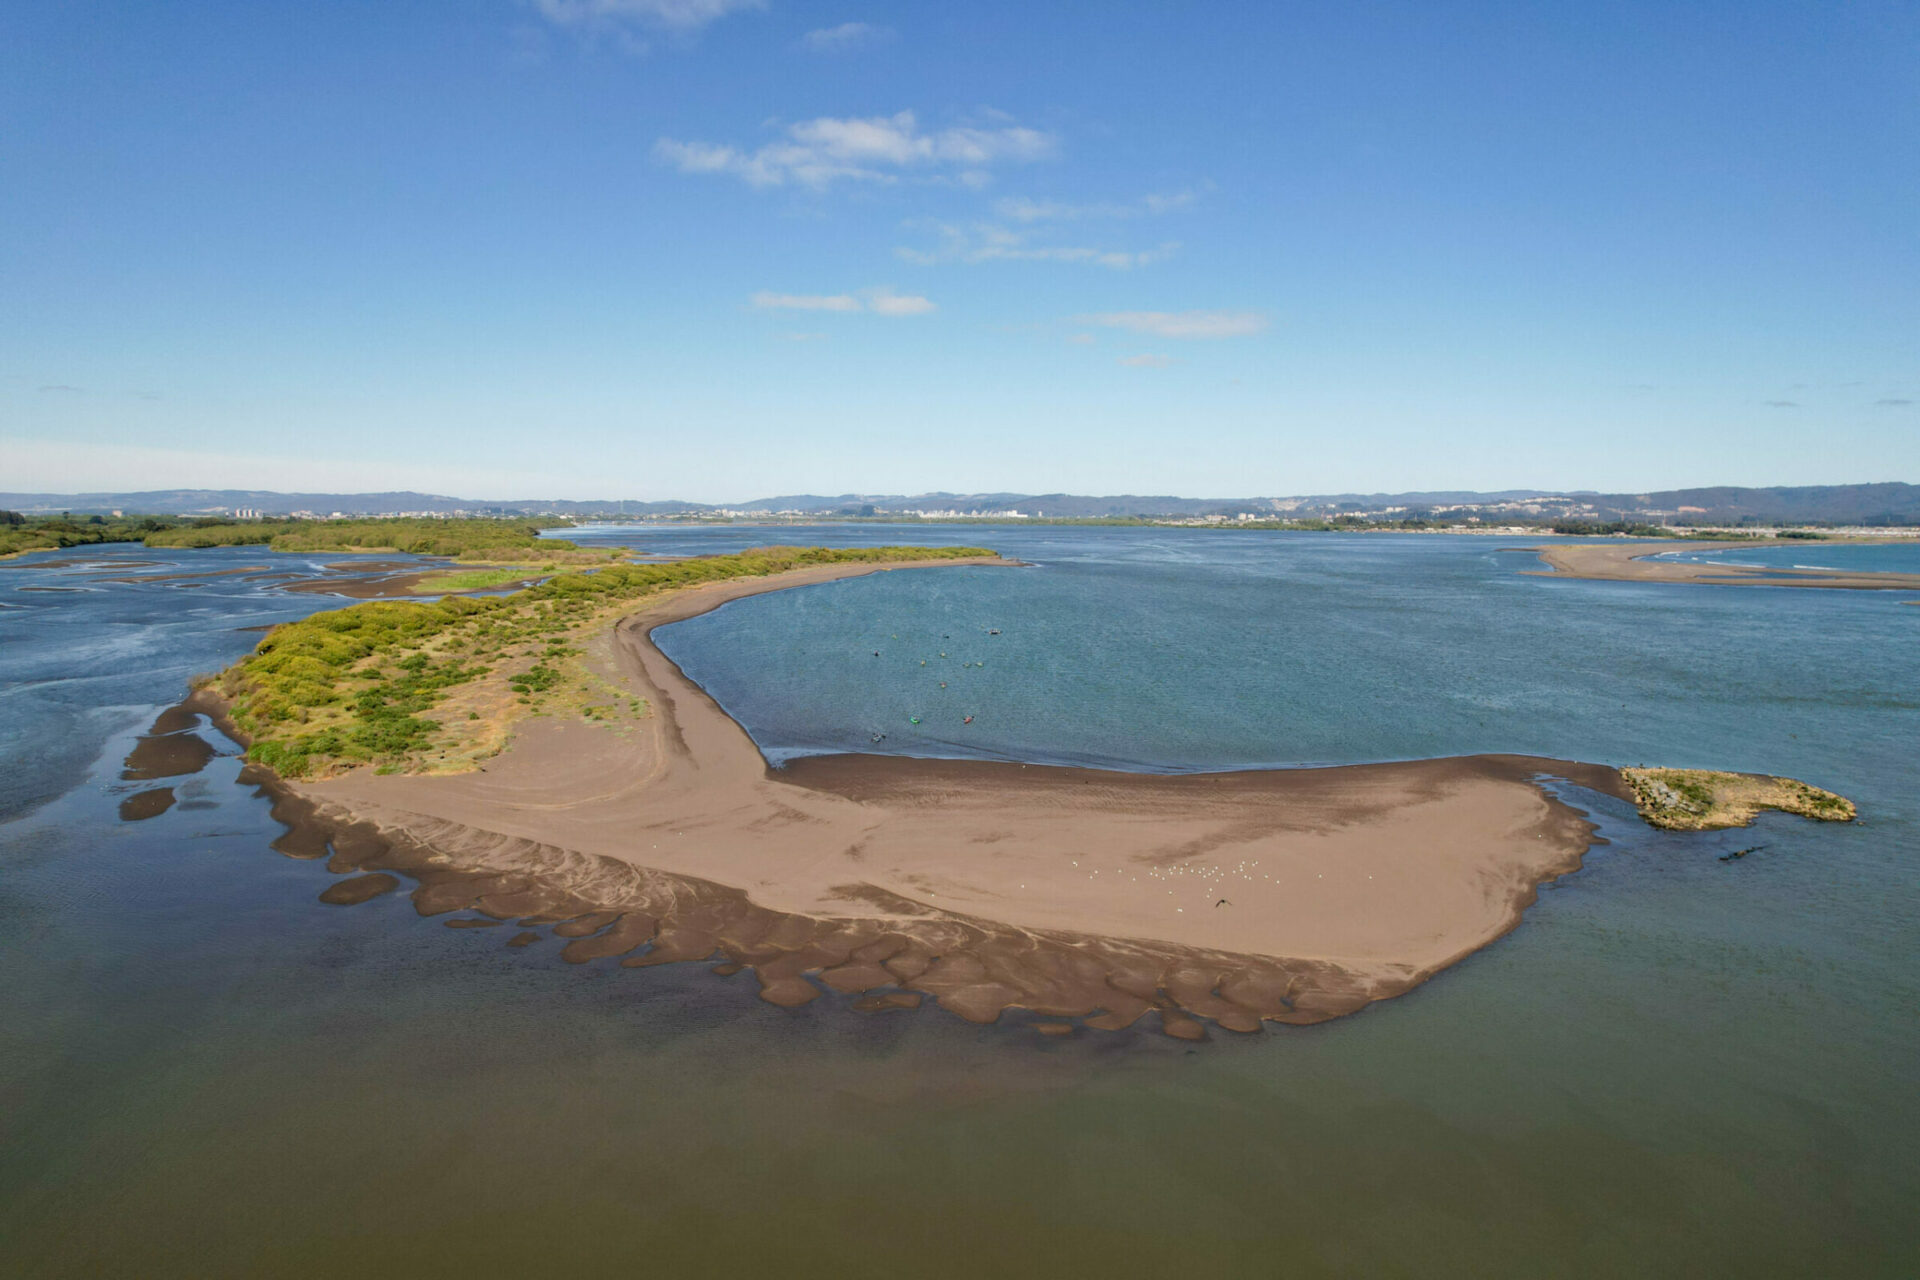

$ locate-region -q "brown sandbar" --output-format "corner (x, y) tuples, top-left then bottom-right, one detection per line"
(122, 730), (216, 781)
(1526, 539), (1920, 590)
(319, 873), (401, 905)
(260, 558), (1633, 1034)
(118, 788), (176, 821)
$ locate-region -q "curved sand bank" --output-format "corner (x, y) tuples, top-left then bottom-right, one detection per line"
(1527, 539), (1920, 590)
(253, 559), (1630, 1036)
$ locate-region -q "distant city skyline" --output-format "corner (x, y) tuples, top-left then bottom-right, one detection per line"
(5, 2), (1915, 498)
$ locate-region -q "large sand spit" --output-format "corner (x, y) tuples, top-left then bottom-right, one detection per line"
(280, 559), (1626, 1034)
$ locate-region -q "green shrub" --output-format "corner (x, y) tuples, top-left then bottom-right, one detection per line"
(220, 544), (995, 776)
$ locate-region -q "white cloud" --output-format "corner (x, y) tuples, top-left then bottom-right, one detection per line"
(1066, 333), (1096, 345)
(803, 21), (891, 51)
(1082, 309), (1268, 339)
(897, 221), (1174, 270)
(863, 287), (935, 316)
(656, 110), (1055, 188)
(995, 190), (1198, 222)
(1118, 354), (1177, 369)
(751, 291), (862, 312)
(750, 287), (935, 316)
(533, 0), (764, 30)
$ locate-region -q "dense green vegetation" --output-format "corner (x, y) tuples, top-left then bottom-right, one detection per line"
(1548, 520), (1675, 537)
(217, 545), (995, 778)
(0, 512), (179, 557)
(2, 513), (595, 560)
(144, 516), (580, 558)
(138, 522), (300, 549)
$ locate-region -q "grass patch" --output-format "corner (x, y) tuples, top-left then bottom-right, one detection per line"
(216, 544), (996, 778)
(1621, 767), (1855, 830)
(143, 517), (592, 557)
(411, 567), (551, 593)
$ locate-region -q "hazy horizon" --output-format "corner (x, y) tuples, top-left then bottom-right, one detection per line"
(8, 478), (1920, 500)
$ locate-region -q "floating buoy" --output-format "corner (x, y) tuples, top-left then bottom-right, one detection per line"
(963, 716), (973, 724)
(909, 716), (921, 725)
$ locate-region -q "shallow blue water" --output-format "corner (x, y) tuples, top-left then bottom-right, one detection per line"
(645, 532), (1912, 795)
(2, 528), (1916, 1276)
(1652, 540), (1920, 573)
(0, 545), (438, 819)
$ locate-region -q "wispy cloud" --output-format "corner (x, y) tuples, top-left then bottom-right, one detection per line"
(1872, 397), (1912, 407)
(533, 0), (764, 31)
(898, 221), (1174, 269)
(1763, 400), (1799, 408)
(1082, 310), (1267, 339)
(751, 291), (862, 312)
(1066, 333), (1096, 345)
(751, 287), (934, 316)
(995, 191), (1197, 222)
(38, 384), (84, 393)
(656, 110), (1054, 188)
(802, 21), (891, 51)
(1118, 354), (1176, 369)
(864, 287), (936, 316)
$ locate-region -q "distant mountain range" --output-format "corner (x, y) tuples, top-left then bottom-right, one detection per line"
(4, 483), (1918, 525)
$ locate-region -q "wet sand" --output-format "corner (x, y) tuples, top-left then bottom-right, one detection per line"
(122, 725), (216, 780)
(87, 565), (271, 584)
(280, 561), (443, 598)
(118, 787), (176, 821)
(252, 559), (1634, 1035)
(278, 560), (549, 599)
(1527, 540), (1920, 590)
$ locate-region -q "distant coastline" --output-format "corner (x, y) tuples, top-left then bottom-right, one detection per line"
(10, 479), (1920, 528)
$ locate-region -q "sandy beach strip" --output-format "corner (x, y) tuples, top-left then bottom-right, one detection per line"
(1526, 539), (1920, 590)
(254, 558), (1631, 1034)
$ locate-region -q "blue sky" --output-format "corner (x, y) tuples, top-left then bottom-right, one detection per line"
(4, 1), (1915, 500)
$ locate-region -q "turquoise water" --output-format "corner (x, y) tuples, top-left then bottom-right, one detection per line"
(1, 529), (1916, 1276)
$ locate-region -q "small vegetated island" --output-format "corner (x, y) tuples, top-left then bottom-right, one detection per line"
(3, 513), (626, 596)
(167, 545), (1853, 1039)
(146, 517), (624, 593)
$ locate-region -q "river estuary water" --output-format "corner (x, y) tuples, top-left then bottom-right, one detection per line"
(1, 528), (1915, 1277)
